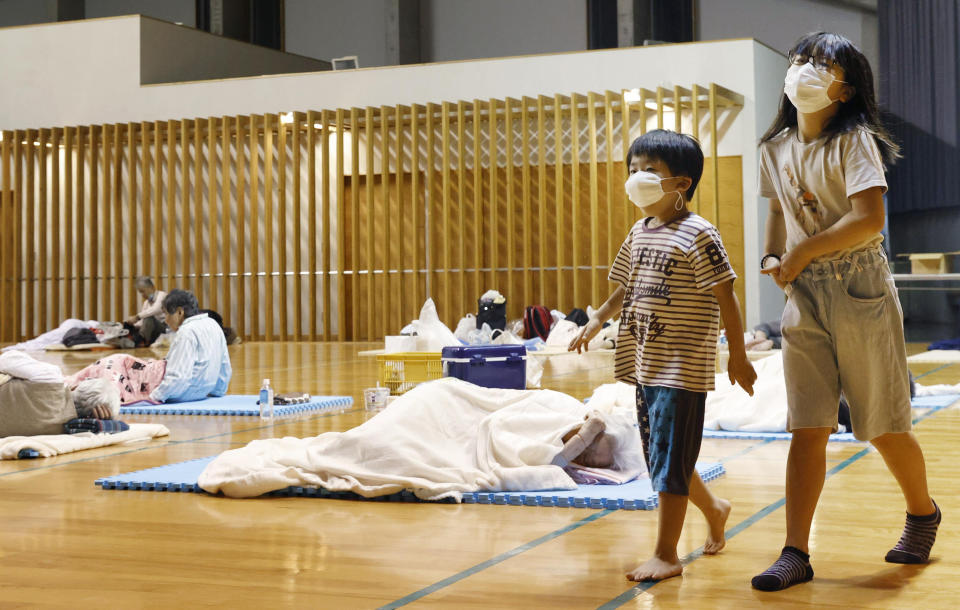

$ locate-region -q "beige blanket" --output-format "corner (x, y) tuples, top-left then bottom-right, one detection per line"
(0, 423), (170, 459)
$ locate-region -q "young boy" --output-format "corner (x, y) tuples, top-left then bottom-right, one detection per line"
(570, 129), (757, 581)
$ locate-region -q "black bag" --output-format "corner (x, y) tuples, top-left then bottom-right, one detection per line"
(565, 308), (590, 327)
(477, 299), (507, 332)
(62, 327), (99, 348)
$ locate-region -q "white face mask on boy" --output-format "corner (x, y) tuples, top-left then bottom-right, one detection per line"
(624, 170), (681, 209)
(783, 62), (844, 113)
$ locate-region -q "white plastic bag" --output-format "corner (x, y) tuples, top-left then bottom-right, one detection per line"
(466, 323), (494, 345)
(453, 314), (477, 342)
(408, 299), (461, 351)
(545, 319), (581, 347)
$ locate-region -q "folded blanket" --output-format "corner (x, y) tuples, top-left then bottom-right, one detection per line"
(63, 418), (131, 435)
(0, 423), (169, 459)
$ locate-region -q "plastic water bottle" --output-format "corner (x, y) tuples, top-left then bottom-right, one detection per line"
(259, 378), (274, 420)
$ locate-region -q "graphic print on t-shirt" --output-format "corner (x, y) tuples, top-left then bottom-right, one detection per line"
(783, 165), (825, 235)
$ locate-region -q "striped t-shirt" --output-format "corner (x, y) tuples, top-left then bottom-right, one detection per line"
(609, 213), (736, 393)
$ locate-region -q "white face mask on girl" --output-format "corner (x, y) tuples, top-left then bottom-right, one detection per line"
(783, 62), (843, 113)
(624, 170), (682, 210)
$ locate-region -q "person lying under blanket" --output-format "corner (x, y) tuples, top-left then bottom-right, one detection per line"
(198, 377), (647, 500)
(0, 350), (121, 437)
(66, 289), (232, 404)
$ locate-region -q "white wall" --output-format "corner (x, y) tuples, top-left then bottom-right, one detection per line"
(85, 0), (194, 27)
(698, 0), (878, 72)
(285, 0), (389, 67)
(420, 0), (587, 62)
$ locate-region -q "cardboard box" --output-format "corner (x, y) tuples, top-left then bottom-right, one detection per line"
(897, 251), (960, 274)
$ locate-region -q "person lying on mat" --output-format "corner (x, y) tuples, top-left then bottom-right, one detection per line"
(67, 290), (232, 404)
(0, 350), (120, 436)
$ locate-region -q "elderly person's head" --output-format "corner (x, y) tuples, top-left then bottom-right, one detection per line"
(73, 378), (121, 420)
(135, 276), (156, 301)
(161, 289), (199, 331)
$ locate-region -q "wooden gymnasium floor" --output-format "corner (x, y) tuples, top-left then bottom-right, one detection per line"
(1, 342), (958, 608)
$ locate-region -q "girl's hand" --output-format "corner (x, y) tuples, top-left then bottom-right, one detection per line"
(777, 247), (812, 283)
(568, 318), (602, 353)
(761, 264), (789, 292)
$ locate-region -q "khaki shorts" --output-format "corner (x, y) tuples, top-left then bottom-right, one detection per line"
(781, 247), (911, 441)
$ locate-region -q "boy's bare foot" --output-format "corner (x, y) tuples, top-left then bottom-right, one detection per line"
(626, 556), (683, 581)
(704, 498), (731, 555)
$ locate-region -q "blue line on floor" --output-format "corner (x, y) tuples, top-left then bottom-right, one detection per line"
(598, 393), (956, 608)
(378, 509), (615, 610)
(380, 439), (769, 608)
(914, 362), (955, 380)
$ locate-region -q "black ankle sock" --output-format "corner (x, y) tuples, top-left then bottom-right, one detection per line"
(751, 546), (814, 592)
(886, 500), (941, 564)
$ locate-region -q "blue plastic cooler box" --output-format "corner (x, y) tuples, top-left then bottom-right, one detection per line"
(441, 345), (527, 389)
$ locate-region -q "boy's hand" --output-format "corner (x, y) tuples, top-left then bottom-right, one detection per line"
(568, 318), (602, 353)
(727, 354), (757, 396)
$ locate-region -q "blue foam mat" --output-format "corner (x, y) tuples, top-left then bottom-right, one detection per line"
(118, 394), (353, 417)
(703, 395), (958, 442)
(95, 457), (725, 511)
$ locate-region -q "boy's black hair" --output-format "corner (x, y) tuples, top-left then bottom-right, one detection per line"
(626, 129), (704, 200)
(162, 289), (200, 318)
(761, 31), (900, 166)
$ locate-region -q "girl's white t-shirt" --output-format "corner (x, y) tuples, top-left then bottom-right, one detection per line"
(759, 127), (888, 260)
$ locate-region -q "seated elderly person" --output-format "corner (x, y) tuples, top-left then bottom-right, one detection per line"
(125, 276), (168, 346)
(67, 289), (231, 403)
(0, 350), (120, 437)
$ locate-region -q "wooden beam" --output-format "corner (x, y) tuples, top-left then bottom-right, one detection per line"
(587, 92), (600, 308)
(364, 105), (375, 340)
(264, 114), (275, 341)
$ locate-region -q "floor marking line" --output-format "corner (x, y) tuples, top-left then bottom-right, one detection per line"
(378, 509), (615, 610)
(598, 395), (955, 608)
(914, 362), (955, 380)
(380, 439), (770, 608)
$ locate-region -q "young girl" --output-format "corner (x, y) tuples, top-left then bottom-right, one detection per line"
(752, 32), (939, 591)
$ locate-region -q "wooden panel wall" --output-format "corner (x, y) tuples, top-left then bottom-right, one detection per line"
(0, 85), (745, 342)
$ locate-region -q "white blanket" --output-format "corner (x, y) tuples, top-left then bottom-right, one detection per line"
(586, 353), (788, 432)
(199, 378), (646, 501)
(0, 423), (170, 459)
(1, 319), (99, 352)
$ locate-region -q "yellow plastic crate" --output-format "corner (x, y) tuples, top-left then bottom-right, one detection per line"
(376, 352), (443, 395)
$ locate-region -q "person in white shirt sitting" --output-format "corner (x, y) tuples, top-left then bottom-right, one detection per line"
(148, 289), (232, 403)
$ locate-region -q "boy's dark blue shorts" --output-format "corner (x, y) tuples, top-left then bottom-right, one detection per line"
(636, 384), (706, 496)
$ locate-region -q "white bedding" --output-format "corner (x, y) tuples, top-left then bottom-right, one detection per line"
(198, 378), (646, 501)
(1, 319), (99, 352)
(0, 423), (170, 459)
(586, 352), (789, 432)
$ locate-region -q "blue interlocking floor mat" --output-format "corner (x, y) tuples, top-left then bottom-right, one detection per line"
(95, 457), (724, 511)
(702, 394), (958, 442)
(118, 395), (353, 417)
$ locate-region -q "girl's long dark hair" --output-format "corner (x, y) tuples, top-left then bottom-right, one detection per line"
(760, 31), (900, 166)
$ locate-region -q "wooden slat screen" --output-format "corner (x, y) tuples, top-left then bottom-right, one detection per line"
(0, 85), (745, 342)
